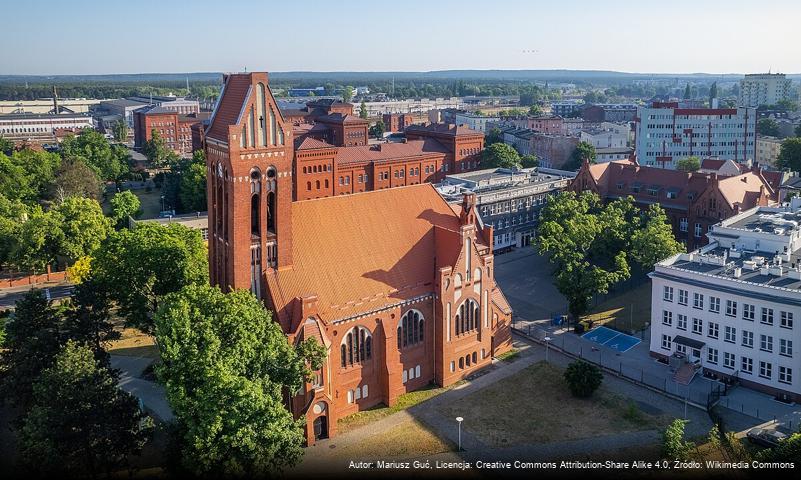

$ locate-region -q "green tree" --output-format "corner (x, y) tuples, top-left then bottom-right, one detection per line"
(708, 82), (718, 106)
(369, 120), (386, 138)
(143, 129), (179, 168)
(155, 284), (326, 476)
(777, 138), (801, 171)
(179, 150), (208, 212)
(481, 142), (522, 169)
(528, 105), (544, 116)
(19, 341), (152, 476)
(537, 192), (681, 318)
(757, 118), (780, 137)
(48, 157), (104, 202)
(359, 101), (368, 119)
(0, 193), (28, 266)
(12, 206), (64, 273)
(756, 432), (801, 463)
(683, 83), (691, 99)
(0, 290), (64, 408)
(91, 223), (208, 332)
(110, 190), (142, 229)
(341, 85), (354, 103)
(63, 279), (120, 359)
(0, 136), (13, 155)
(112, 119), (129, 142)
(521, 154), (539, 168)
(563, 360), (603, 397)
(566, 141), (597, 170)
(54, 196), (111, 264)
(675, 156), (701, 172)
(662, 419), (696, 461)
(485, 127), (503, 146)
(60, 128), (127, 181)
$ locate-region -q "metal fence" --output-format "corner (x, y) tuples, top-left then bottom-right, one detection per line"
(513, 322), (723, 411)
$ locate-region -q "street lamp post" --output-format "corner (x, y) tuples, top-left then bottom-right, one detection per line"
(544, 336), (552, 363)
(456, 416), (463, 452)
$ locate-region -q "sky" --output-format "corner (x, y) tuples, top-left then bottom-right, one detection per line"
(2, 0), (801, 75)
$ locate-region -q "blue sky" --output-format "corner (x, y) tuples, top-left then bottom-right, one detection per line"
(2, 0), (800, 75)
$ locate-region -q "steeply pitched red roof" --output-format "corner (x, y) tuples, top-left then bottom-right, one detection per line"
(265, 184), (462, 324)
(295, 136), (335, 150)
(206, 74), (253, 142)
(334, 138), (449, 164)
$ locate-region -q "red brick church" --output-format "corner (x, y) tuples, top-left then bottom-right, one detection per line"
(203, 72), (512, 444)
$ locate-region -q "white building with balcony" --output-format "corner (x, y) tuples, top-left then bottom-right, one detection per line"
(650, 202), (801, 402)
(739, 73), (793, 108)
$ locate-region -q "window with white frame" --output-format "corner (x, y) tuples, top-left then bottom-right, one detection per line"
(707, 348), (718, 364)
(708, 322), (719, 339)
(662, 310), (673, 326)
(663, 286), (674, 302)
(725, 300), (737, 317)
(677, 314), (687, 330)
(723, 352), (735, 369)
(724, 326), (736, 343)
(680, 218), (688, 232)
(780, 339), (793, 357)
(759, 361), (772, 379)
(661, 334), (672, 350)
(760, 334), (773, 352)
(742, 304), (755, 321)
(761, 307), (774, 325)
(694, 223), (702, 237)
(678, 289), (688, 306)
(779, 366), (792, 385)
(692, 318), (703, 334)
(781, 311), (794, 329)
(741, 356), (753, 374)
(693, 293), (704, 310)
(709, 297), (720, 313)
(742, 330), (754, 348)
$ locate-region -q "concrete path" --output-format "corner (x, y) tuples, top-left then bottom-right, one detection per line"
(0, 282), (74, 309)
(111, 354), (174, 422)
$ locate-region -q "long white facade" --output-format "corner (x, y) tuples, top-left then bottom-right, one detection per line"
(650, 204), (801, 401)
(635, 103), (756, 169)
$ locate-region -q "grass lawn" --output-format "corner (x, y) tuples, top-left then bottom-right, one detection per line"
(334, 417), (454, 459)
(338, 381), (464, 435)
(108, 326), (160, 359)
(581, 282), (651, 334)
(439, 362), (669, 447)
(496, 348), (521, 363)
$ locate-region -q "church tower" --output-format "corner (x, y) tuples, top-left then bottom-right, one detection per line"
(204, 72), (293, 297)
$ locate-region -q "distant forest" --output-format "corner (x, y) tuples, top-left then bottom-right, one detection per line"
(0, 69), (776, 102)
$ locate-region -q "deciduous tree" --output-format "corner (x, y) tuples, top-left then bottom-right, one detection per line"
(777, 138), (801, 171)
(91, 223), (208, 332)
(155, 284), (326, 476)
(481, 142), (522, 169)
(109, 190), (142, 229)
(19, 341), (152, 476)
(676, 156), (701, 172)
(662, 419), (696, 461)
(563, 360), (603, 397)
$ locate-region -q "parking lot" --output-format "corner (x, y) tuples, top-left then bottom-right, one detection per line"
(493, 247), (568, 323)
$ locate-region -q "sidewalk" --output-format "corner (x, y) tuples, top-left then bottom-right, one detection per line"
(110, 354), (173, 422)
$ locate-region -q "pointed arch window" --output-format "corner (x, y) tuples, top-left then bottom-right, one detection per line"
(456, 299), (479, 336)
(341, 326), (372, 368)
(398, 310), (424, 349)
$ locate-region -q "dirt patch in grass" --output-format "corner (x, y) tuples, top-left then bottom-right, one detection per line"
(338, 382), (464, 435)
(335, 418), (454, 460)
(439, 362), (668, 447)
(581, 283), (651, 334)
(108, 327), (159, 359)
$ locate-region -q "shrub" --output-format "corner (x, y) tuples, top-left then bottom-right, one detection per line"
(563, 360), (603, 397)
(662, 419), (696, 461)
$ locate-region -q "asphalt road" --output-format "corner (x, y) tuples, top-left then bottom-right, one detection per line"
(0, 283), (75, 309)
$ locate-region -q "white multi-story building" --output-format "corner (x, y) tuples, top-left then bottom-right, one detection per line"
(580, 128), (627, 149)
(756, 136), (783, 167)
(650, 202), (801, 402)
(739, 73), (793, 108)
(635, 102), (756, 169)
(0, 112), (94, 141)
(454, 113), (500, 133)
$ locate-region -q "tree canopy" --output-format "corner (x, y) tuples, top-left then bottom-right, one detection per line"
(676, 156), (701, 172)
(155, 284), (326, 476)
(777, 138), (801, 171)
(565, 141), (597, 170)
(485, 127), (503, 146)
(19, 341), (152, 476)
(481, 142), (522, 169)
(48, 157), (104, 203)
(60, 128), (128, 181)
(757, 118), (780, 137)
(90, 223), (208, 332)
(110, 190), (142, 229)
(537, 192), (682, 317)
(521, 154), (539, 169)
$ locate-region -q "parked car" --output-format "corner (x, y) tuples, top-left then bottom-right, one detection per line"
(747, 427), (788, 448)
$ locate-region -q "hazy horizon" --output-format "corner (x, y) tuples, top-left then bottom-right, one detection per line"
(2, 0), (800, 76)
